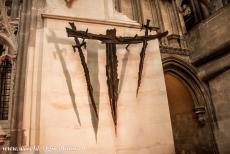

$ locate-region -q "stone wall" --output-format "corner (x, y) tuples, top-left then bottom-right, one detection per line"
(14, 0), (175, 154)
(210, 71), (230, 154)
(186, 5), (230, 66)
(186, 4), (230, 154)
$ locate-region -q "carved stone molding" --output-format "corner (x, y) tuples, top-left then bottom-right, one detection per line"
(0, 1), (17, 53)
(160, 45), (190, 56)
(193, 106), (206, 126)
(0, 132), (10, 146)
(0, 54), (16, 65)
(41, 13), (141, 29)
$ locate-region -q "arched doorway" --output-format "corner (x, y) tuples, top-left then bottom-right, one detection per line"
(163, 57), (218, 154)
(165, 73), (210, 153)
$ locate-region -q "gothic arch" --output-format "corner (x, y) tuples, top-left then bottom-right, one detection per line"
(163, 57), (209, 108)
(0, 33), (16, 146)
(0, 33), (17, 53)
(162, 56), (218, 153)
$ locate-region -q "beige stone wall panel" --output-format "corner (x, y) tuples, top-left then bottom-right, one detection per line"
(20, 0), (175, 153)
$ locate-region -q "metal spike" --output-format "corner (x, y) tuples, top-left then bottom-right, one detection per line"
(72, 45), (76, 52)
(126, 34), (138, 49)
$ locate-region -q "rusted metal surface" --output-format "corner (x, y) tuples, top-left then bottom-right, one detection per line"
(67, 22), (98, 119)
(105, 29), (119, 133)
(136, 41), (148, 96)
(66, 21), (168, 131)
(136, 19), (154, 95)
(66, 27), (168, 44)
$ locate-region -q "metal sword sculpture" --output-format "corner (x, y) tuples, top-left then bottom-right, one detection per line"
(105, 29), (119, 133)
(137, 19), (155, 96)
(68, 23), (98, 119)
(66, 21), (168, 131)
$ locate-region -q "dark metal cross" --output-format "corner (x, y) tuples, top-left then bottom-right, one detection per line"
(66, 21), (168, 132)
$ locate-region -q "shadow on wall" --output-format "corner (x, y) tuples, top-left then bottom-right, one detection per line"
(87, 40), (102, 142)
(47, 30), (81, 126)
(117, 45), (130, 95)
(46, 29), (135, 142)
(46, 30), (103, 142)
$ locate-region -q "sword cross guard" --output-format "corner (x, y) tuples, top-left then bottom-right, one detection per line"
(141, 19), (154, 35)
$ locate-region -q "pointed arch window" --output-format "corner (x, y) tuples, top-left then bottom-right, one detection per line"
(0, 45), (13, 120)
(0, 59), (12, 120)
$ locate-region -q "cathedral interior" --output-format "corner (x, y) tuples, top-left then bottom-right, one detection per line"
(0, 0), (230, 153)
